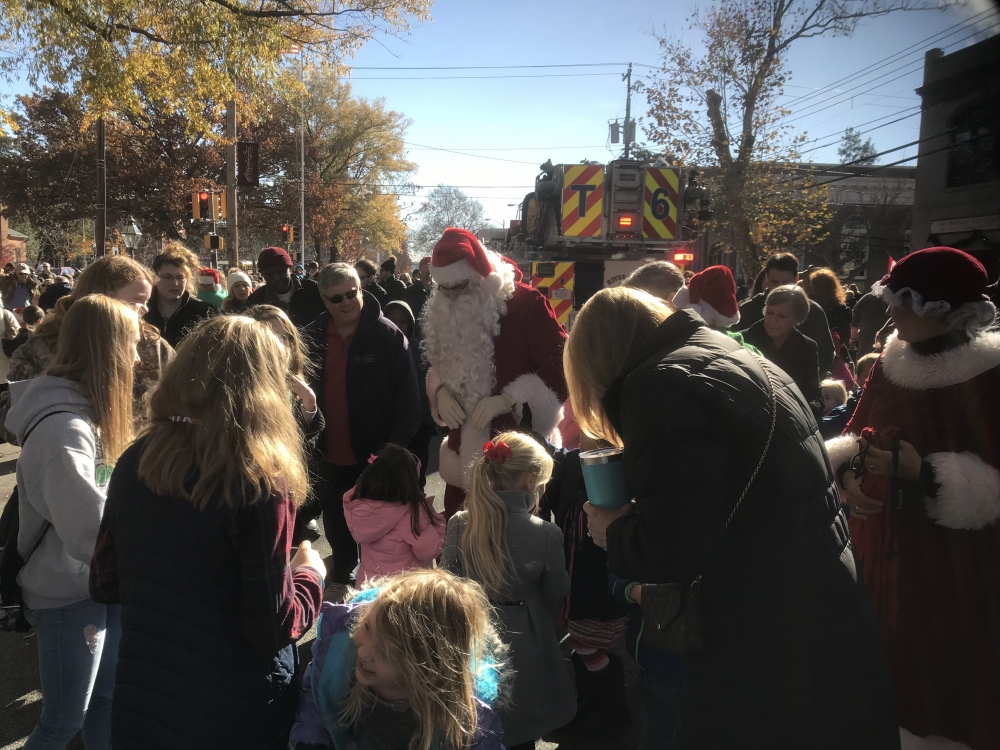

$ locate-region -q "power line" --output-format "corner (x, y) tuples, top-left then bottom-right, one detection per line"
(404, 141), (538, 165)
(781, 9), (996, 109)
(351, 62), (646, 70)
(347, 71), (623, 80)
(785, 20), (999, 123)
(798, 109), (921, 155)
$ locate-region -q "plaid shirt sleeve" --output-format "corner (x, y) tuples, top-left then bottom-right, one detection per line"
(235, 489), (324, 658)
(89, 485), (121, 604)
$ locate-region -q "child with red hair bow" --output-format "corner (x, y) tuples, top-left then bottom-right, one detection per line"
(442, 431), (575, 750)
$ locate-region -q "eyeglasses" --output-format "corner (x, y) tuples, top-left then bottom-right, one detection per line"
(438, 280), (469, 294)
(324, 288), (359, 305)
(357, 273), (373, 282)
(157, 273), (187, 284)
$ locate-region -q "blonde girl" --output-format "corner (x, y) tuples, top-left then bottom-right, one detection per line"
(89, 315), (326, 749)
(0, 255), (172, 440)
(442, 431), (574, 749)
(7, 295), (139, 748)
(291, 568), (506, 750)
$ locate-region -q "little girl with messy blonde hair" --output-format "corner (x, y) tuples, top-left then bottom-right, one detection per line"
(291, 568), (506, 750)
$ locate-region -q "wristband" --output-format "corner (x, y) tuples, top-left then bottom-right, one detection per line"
(624, 582), (640, 605)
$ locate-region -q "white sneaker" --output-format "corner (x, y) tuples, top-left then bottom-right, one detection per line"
(306, 519), (319, 532)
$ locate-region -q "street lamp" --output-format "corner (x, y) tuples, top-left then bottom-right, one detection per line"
(121, 218), (142, 258)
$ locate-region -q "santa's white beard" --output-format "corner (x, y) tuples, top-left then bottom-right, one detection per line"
(421, 284), (503, 409)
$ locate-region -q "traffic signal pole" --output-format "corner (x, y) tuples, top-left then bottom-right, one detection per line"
(300, 49), (306, 264)
(623, 63), (633, 161)
(226, 101), (239, 268)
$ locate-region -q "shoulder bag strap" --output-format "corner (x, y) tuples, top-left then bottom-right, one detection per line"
(725, 362), (778, 529)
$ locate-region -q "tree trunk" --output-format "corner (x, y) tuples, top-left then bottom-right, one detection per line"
(706, 90), (760, 265)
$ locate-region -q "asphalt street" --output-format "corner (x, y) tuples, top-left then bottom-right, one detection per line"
(0, 435), (639, 750)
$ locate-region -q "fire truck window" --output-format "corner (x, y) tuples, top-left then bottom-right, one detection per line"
(536, 263), (557, 278)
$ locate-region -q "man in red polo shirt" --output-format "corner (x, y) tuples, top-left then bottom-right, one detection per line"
(302, 263), (421, 584)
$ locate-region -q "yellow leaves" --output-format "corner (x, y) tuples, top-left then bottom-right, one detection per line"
(0, 0), (431, 129)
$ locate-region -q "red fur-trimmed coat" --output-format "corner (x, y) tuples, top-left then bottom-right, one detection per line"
(826, 331), (1000, 750)
(428, 282), (568, 517)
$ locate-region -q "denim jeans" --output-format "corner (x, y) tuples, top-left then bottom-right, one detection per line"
(24, 599), (122, 750)
(640, 668), (687, 750)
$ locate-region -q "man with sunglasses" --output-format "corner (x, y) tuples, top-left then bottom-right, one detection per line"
(246, 246), (326, 328)
(302, 263), (420, 585)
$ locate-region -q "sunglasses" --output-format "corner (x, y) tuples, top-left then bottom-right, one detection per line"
(324, 288), (359, 305)
(439, 280), (469, 293)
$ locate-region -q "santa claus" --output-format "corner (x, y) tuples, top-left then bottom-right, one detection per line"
(421, 228), (568, 517)
(825, 247), (1000, 750)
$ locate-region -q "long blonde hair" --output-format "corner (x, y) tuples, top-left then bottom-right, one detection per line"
(460, 432), (553, 597)
(138, 315), (308, 509)
(34, 255), (154, 340)
(564, 287), (673, 447)
(341, 569), (506, 750)
(45, 295), (138, 462)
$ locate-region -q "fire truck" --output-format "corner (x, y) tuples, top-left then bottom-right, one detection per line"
(501, 158), (711, 328)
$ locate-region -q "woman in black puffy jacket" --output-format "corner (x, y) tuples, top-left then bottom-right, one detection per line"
(565, 287), (899, 750)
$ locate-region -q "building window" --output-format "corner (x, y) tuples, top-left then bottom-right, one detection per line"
(946, 100), (998, 188)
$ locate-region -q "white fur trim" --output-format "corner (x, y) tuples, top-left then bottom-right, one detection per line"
(438, 424), (491, 489)
(880, 331), (1000, 390)
(871, 281), (952, 317)
(430, 258), (484, 286)
(502, 372), (564, 439)
(871, 281), (996, 335)
(924, 452), (1000, 530)
(826, 434), (859, 482)
(198, 275), (215, 285)
(671, 286), (740, 329)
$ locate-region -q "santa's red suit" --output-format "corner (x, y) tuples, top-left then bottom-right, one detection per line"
(422, 228), (567, 517)
(826, 248), (1000, 750)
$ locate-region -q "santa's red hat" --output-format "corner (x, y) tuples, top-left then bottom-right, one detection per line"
(430, 228), (495, 286)
(671, 265), (740, 329)
(198, 267), (220, 286)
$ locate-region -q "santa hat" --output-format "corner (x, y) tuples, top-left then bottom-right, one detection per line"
(198, 267), (220, 286)
(431, 228), (502, 295)
(871, 246), (997, 335)
(671, 265), (740, 329)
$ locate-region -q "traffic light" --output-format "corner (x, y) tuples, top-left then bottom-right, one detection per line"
(281, 224), (296, 244)
(211, 192), (221, 221)
(192, 191), (211, 219)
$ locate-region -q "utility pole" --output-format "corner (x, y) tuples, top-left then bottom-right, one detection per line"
(226, 101), (238, 268)
(95, 118), (106, 256)
(623, 63), (633, 160)
(300, 49), (307, 264)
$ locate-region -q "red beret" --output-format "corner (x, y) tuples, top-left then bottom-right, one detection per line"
(258, 247), (293, 272)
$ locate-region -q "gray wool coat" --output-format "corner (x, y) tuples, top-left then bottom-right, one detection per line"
(443, 490), (575, 746)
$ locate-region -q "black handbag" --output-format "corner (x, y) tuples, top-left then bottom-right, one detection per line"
(638, 363), (778, 654)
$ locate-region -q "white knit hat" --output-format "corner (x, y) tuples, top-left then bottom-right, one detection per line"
(227, 270), (253, 289)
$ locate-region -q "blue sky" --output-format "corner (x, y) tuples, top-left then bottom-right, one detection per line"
(338, 0), (997, 229)
(4, 0), (996, 233)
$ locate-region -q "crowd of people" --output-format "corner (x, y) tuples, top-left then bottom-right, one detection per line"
(0, 234), (997, 750)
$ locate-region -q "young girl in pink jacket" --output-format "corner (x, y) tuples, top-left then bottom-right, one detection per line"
(343, 445), (446, 584)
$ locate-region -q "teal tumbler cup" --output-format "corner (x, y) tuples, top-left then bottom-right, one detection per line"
(580, 448), (630, 509)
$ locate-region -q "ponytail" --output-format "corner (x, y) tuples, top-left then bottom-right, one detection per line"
(459, 431), (554, 597)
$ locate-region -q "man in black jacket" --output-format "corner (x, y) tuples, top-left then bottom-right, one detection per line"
(144, 249), (217, 348)
(379, 255), (407, 303)
(403, 256), (433, 324)
(303, 262), (420, 583)
(246, 247), (326, 328)
(736, 253), (835, 374)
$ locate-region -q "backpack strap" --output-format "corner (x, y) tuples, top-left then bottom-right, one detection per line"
(19, 410), (81, 560)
